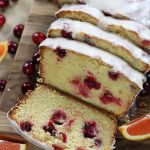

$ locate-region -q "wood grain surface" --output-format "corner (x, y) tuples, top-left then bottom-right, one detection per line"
(0, 0), (150, 149)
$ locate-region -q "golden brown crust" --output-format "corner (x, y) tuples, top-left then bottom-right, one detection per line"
(56, 10), (99, 25)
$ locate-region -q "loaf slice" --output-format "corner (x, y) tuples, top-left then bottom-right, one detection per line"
(56, 4), (150, 53)
(48, 18), (150, 73)
(55, 0), (150, 28)
(39, 37), (146, 116)
(8, 86), (117, 150)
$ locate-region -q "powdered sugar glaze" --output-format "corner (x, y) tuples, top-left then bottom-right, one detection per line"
(81, 0), (150, 27)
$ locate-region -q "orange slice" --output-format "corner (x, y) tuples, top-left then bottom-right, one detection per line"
(0, 140), (26, 150)
(0, 41), (8, 63)
(119, 113), (150, 141)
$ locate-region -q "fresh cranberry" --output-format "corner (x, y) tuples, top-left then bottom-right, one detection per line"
(13, 24), (24, 38)
(43, 122), (57, 136)
(83, 121), (98, 138)
(139, 89), (150, 97)
(8, 41), (18, 54)
(23, 61), (35, 76)
(61, 30), (72, 39)
(59, 132), (67, 143)
(32, 51), (40, 64)
(32, 32), (46, 45)
(0, 14), (6, 26)
(21, 81), (34, 94)
(108, 71), (120, 80)
(54, 47), (66, 59)
(20, 121), (32, 132)
(100, 90), (121, 106)
(0, 0), (9, 8)
(94, 138), (102, 147)
(51, 110), (67, 125)
(84, 76), (101, 90)
(0, 79), (6, 91)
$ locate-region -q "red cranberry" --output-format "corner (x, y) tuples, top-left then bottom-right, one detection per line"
(61, 30), (72, 39)
(32, 32), (46, 45)
(20, 121), (32, 132)
(51, 110), (67, 125)
(21, 81), (34, 94)
(8, 41), (18, 54)
(83, 121), (98, 138)
(32, 51), (40, 64)
(84, 76), (101, 90)
(108, 71), (120, 80)
(76, 147), (86, 150)
(0, 0), (9, 8)
(0, 14), (6, 26)
(143, 82), (150, 93)
(23, 61), (35, 76)
(59, 132), (67, 143)
(100, 90), (121, 106)
(0, 79), (6, 91)
(94, 138), (102, 147)
(43, 122), (57, 136)
(54, 47), (66, 59)
(13, 24), (24, 38)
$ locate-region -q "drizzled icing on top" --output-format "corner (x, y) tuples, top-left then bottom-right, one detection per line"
(57, 4), (150, 42)
(79, 0), (150, 28)
(40, 38), (146, 89)
(49, 18), (150, 66)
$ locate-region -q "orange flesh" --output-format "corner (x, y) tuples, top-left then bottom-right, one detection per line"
(0, 44), (4, 56)
(0, 141), (21, 150)
(127, 116), (150, 136)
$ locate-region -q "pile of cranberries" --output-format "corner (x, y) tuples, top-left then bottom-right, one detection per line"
(21, 31), (46, 94)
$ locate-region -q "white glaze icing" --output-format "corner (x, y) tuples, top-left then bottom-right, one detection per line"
(40, 38), (146, 88)
(7, 113), (52, 150)
(56, 4), (101, 20)
(57, 5), (150, 44)
(82, 0), (150, 28)
(49, 18), (150, 66)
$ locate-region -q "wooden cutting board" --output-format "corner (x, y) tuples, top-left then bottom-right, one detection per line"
(0, 0), (150, 149)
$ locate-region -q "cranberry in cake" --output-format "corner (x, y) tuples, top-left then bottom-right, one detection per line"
(39, 38), (146, 116)
(8, 86), (117, 150)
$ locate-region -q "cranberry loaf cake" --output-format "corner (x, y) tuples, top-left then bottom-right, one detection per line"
(8, 86), (117, 150)
(48, 18), (150, 72)
(55, 0), (150, 28)
(56, 4), (150, 53)
(39, 37), (146, 116)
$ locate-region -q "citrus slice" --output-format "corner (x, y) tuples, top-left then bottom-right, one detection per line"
(0, 140), (26, 150)
(119, 113), (150, 141)
(0, 41), (8, 63)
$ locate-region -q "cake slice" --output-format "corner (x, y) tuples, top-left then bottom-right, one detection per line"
(39, 37), (146, 116)
(56, 4), (150, 53)
(55, 0), (150, 28)
(8, 86), (117, 150)
(48, 18), (150, 73)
